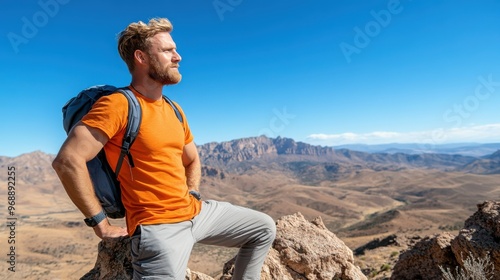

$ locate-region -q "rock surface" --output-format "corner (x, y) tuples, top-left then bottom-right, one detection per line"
(221, 213), (367, 280)
(80, 236), (213, 280)
(391, 201), (500, 279)
(80, 212), (365, 280)
(80, 236), (132, 280)
(389, 232), (456, 279)
(272, 213), (366, 280)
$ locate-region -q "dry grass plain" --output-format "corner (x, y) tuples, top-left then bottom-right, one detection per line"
(1, 151), (499, 279)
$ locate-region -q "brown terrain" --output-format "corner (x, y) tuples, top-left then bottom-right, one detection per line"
(0, 136), (499, 279)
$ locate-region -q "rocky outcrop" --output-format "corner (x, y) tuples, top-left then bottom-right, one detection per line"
(271, 213), (366, 280)
(449, 200), (500, 278)
(221, 213), (366, 280)
(81, 202), (500, 280)
(198, 136), (279, 165)
(81, 213), (365, 280)
(80, 236), (213, 280)
(389, 232), (456, 279)
(391, 201), (500, 279)
(80, 236), (133, 279)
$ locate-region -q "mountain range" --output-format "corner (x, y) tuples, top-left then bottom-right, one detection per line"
(198, 136), (499, 176)
(1, 136), (498, 198)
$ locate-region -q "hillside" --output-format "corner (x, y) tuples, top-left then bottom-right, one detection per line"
(459, 150), (500, 174)
(0, 137), (499, 279)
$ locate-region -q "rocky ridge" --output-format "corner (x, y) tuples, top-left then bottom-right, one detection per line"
(197, 136), (491, 174)
(81, 201), (500, 279)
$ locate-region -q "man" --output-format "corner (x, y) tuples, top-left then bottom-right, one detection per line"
(52, 18), (276, 279)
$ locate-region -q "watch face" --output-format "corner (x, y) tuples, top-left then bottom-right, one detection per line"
(84, 218), (96, 227)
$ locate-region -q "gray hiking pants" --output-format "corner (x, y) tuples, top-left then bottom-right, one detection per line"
(130, 200), (276, 280)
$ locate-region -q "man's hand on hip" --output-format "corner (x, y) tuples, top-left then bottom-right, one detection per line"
(93, 219), (128, 239)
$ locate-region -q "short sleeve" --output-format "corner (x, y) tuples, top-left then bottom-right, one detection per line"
(81, 93), (128, 140)
(173, 101), (194, 145)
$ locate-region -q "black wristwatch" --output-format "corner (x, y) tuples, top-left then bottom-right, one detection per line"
(189, 190), (202, 201)
(84, 210), (107, 227)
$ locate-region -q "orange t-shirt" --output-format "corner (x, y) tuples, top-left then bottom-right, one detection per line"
(81, 87), (201, 236)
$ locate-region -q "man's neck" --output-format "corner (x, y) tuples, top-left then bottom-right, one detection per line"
(130, 78), (164, 100)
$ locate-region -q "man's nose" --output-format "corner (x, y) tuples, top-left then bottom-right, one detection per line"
(173, 50), (181, 62)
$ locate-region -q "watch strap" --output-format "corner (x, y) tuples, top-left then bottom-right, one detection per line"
(189, 190), (201, 201)
(84, 210), (107, 227)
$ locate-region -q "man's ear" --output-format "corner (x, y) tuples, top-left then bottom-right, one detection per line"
(134, 50), (147, 65)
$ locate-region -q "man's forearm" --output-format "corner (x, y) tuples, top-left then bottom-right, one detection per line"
(52, 152), (103, 218)
(52, 152), (128, 239)
(185, 156), (201, 192)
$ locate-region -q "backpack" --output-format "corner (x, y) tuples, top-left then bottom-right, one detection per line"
(62, 85), (183, 218)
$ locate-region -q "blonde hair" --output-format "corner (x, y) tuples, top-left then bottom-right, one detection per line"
(117, 18), (173, 72)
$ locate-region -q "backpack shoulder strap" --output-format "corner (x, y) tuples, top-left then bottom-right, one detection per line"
(114, 88), (142, 175)
(111, 92), (181, 176)
(163, 95), (184, 124)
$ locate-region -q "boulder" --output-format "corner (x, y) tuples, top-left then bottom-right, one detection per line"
(449, 201), (500, 279)
(389, 232), (456, 279)
(80, 236), (133, 280)
(391, 201), (500, 279)
(221, 213), (367, 280)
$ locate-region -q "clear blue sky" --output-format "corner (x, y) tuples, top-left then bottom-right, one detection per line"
(2, 0), (500, 157)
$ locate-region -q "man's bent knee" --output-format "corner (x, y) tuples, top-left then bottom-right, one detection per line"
(258, 213), (276, 246)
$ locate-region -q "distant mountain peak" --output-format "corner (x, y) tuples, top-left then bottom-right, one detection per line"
(0, 150), (56, 184)
(487, 150), (500, 159)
